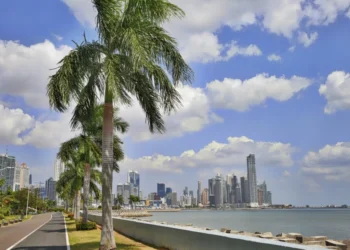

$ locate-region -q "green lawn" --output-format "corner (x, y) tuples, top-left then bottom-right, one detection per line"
(65, 216), (156, 250)
(5, 215), (33, 221)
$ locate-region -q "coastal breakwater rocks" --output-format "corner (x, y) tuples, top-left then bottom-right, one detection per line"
(216, 228), (347, 249)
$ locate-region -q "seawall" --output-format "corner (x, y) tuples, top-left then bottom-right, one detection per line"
(87, 214), (327, 250)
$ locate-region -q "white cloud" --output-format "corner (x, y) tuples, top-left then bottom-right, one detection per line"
(267, 54), (282, 62)
(181, 32), (262, 63)
(52, 33), (63, 41)
(302, 142), (350, 182)
(0, 40), (71, 108)
(61, 0), (96, 27)
(121, 136), (295, 173)
(0, 104), (35, 145)
(319, 71), (350, 114)
(298, 31), (318, 47)
(119, 85), (223, 141)
(206, 73), (312, 112)
(283, 170), (291, 177)
(288, 46), (296, 52)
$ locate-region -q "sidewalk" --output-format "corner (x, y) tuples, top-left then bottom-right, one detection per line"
(0, 213), (69, 250)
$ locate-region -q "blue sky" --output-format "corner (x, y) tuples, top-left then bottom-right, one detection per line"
(1, 0), (350, 206)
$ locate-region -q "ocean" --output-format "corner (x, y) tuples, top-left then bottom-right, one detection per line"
(143, 209), (350, 240)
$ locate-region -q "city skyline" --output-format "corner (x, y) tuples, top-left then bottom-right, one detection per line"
(2, 1), (350, 206)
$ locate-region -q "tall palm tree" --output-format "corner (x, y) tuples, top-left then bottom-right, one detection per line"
(59, 104), (128, 223)
(47, 1), (193, 249)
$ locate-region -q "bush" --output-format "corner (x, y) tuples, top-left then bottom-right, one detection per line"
(76, 221), (97, 231)
(112, 205), (121, 210)
(0, 213), (5, 220)
(67, 213), (74, 220)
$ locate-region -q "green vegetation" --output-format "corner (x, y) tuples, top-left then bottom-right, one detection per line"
(65, 216), (155, 250)
(76, 221), (97, 231)
(48, 1), (193, 248)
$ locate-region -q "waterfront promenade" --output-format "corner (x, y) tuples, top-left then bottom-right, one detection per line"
(0, 212), (68, 250)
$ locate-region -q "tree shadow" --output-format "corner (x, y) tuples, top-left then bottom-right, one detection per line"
(13, 246), (67, 250)
(69, 241), (143, 250)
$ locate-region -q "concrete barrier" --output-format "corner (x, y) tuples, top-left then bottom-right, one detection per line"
(87, 214), (325, 250)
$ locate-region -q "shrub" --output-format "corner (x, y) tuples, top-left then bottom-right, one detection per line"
(0, 214), (5, 220)
(76, 221), (97, 231)
(67, 213), (74, 220)
(112, 205), (121, 210)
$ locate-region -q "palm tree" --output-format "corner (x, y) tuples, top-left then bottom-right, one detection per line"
(59, 104), (128, 224)
(116, 194), (124, 207)
(129, 195), (140, 210)
(56, 150), (102, 220)
(47, 1), (193, 249)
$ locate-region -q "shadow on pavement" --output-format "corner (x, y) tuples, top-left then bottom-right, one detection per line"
(40, 228), (66, 233)
(12, 246), (67, 250)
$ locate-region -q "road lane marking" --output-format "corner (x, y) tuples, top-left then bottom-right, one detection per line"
(6, 213), (53, 250)
(63, 212), (71, 250)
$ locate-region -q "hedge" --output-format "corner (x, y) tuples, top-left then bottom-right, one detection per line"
(76, 221), (97, 231)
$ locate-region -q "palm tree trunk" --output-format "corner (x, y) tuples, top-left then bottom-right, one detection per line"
(73, 193), (76, 218)
(100, 102), (116, 250)
(83, 163), (91, 224)
(76, 190), (81, 220)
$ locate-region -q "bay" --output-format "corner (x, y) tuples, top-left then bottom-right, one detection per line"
(143, 209), (350, 240)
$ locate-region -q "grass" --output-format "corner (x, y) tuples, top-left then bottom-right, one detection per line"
(5, 215), (33, 221)
(65, 216), (156, 250)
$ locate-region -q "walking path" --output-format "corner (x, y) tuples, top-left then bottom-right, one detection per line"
(0, 212), (69, 250)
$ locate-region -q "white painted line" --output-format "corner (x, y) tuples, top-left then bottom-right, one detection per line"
(63, 212), (71, 250)
(7, 213), (53, 250)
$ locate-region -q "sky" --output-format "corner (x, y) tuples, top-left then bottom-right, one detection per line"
(1, 0), (350, 206)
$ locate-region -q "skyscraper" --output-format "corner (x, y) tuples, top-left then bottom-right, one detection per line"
(166, 187), (172, 195)
(235, 184), (242, 204)
(261, 181), (268, 204)
(183, 186), (188, 196)
(127, 170), (140, 197)
(197, 181), (202, 205)
(29, 174), (32, 185)
(201, 188), (209, 205)
(189, 190), (194, 198)
(54, 158), (65, 181)
(157, 183), (166, 198)
(240, 177), (246, 203)
(208, 178), (215, 206)
(45, 177), (56, 201)
(19, 163), (30, 189)
(214, 174), (223, 207)
(0, 154), (16, 192)
(267, 191), (272, 205)
(247, 154), (258, 207)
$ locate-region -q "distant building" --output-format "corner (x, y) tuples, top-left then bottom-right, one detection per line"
(235, 184), (242, 204)
(166, 187), (172, 195)
(0, 154), (16, 192)
(29, 174), (32, 185)
(208, 178), (216, 206)
(247, 154), (258, 207)
(214, 174), (223, 208)
(257, 188), (264, 205)
(170, 192), (177, 206)
(240, 177), (246, 203)
(201, 188), (209, 205)
(189, 190), (194, 198)
(45, 177), (56, 201)
(183, 186), (188, 196)
(157, 183), (166, 198)
(197, 181), (202, 205)
(19, 163), (30, 189)
(267, 191), (272, 205)
(127, 171), (140, 197)
(54, 158), (65, 181)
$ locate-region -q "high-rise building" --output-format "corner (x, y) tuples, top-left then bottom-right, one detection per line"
(214, 174), (223, 208)
(267, 191), (272, 205)
(54, 158), (65, 181)
(139, 191), (143, 200)
(170, 192), (177, 206)
(231, 175), (238, 204)
(189, 190), (194, 198)
(19, 163), (30, 189)
(0, 154), (16, 192)
(197, 181), (202, 205)
(258, 188), (264, 205)
(29, 174), (32, 185)
(261, 181), (268, 204)
(201, 188), (209, 205)
(208, 178), (215, 206)
(247, 154), (258, 207)
(166, 187), (172, 195)
(45, 177), (56, 201)
(244, 178), (250, 203)
(235, 184), (242, 204)
(240, 177), (246, 203)
(122, 183), (131, 204)
(127, 170), (140, 197)
(183, 186), (188, 196)
(157, 183), (166, 198)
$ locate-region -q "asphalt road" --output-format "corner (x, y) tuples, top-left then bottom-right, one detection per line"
(0, 213), (68, 250)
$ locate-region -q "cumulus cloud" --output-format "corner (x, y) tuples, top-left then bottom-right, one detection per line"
(267, 54), (282, 62)
(206, 73), (312, 112)
(119, 85), (223, 141)
(0, 40), (71, 108)
(302, 142), (350, 182)
(288, 46), (296, 52)
(319, 71), (350, 114)
(180, 32), (262, 63)
(52, 33), (63, 41)
(121, 136), (295, 173)
(61, 0), (96, 27)
(0, 104), (35, 145)
(298, 31), (318, 47)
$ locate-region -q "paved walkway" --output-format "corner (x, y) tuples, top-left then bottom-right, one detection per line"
(0, 213), (68, 250)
